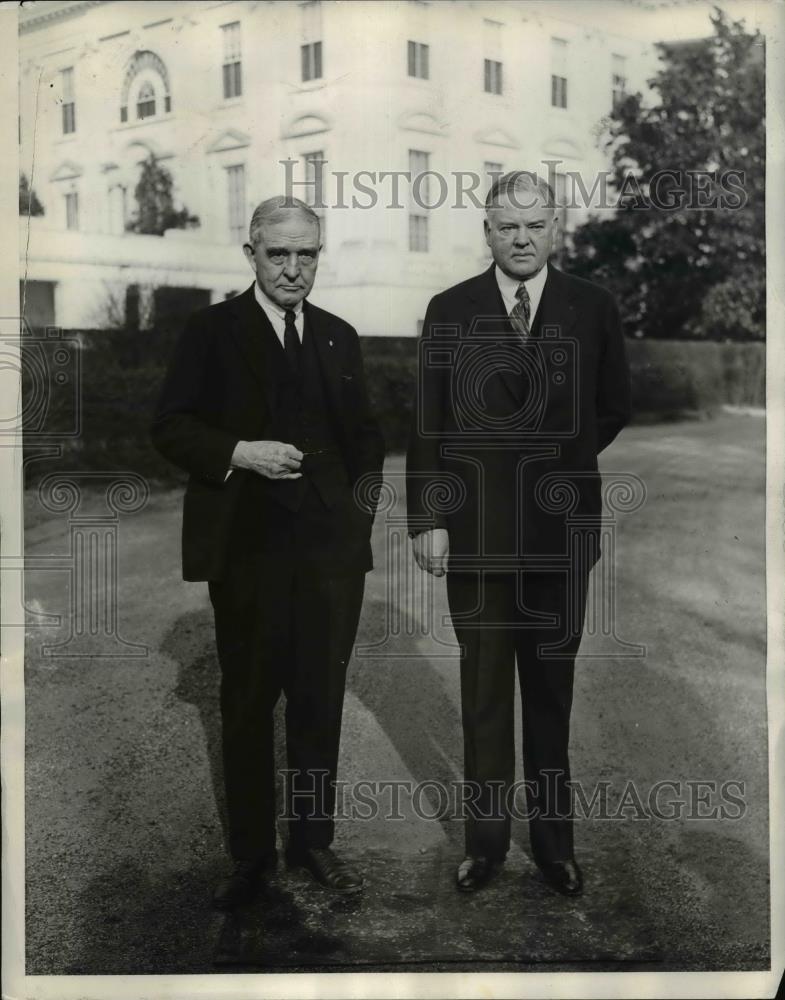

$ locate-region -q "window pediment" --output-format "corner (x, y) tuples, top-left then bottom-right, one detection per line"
(474, 127), (520, 149)
(399, 111), (448, 137)
(50, 160), (83, 182)
(281, 114), (331, 139)
(542, 135), (583, 159)
(206, 129), (252, 154)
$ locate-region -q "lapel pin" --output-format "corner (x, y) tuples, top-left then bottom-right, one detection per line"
(328, 339), (334, 347)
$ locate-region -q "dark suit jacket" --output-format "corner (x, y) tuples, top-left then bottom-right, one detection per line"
(406, 263), (631, 571)
(151, 284), (385, 581)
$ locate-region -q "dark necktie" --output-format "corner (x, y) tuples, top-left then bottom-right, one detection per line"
(509, 282), (531, 339)
(284, 309), (300, 374)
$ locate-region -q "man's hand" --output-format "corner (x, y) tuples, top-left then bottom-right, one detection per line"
(231, 440), (303, 479)
(412, 528), (449, 577)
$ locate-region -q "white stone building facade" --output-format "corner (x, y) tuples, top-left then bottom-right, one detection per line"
(19, 0), (665, 334)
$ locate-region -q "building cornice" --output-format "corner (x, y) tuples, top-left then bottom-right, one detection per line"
(19, 1), (108, 35)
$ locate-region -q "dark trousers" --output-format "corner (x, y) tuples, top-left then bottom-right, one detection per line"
(446, 569), (589, 864)
(208, 493), (365, 862)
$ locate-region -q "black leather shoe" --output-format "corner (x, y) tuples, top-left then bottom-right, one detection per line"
(537, 858), (583, 897)
(456, 855), (502, 893)
(212, 853), (277, 911)
(285, 846), (363, 894)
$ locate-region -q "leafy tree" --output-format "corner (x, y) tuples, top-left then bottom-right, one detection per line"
(126, 153), (199, 236)
(564, 9), (764, 340)
(19, 173), (44, 216)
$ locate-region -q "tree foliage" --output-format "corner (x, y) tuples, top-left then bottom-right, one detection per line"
(19, 173), (44, 216)
(126, 153), (199, 236)
(564, 9), (764, 340)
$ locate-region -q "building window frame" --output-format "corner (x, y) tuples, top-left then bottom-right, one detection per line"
(65, 190), (79, 231)
(136, 80), (157, 120)
(483, 58), (503, 95)
(408, 149), (430, 253)
(409, 214), (428, 253)
(551, 37), (568, 109)
(61, 67), (76, 134)
(301, 40), (323, 82)
(226, 163), (246, 244)
(303, 150), (327, 250)
(612, 53), (627, 110)
(407, 40), (429, 79)
(552, 171), (570, 258)
(222, 21), (243, 99)
(120, 50), (171, 124)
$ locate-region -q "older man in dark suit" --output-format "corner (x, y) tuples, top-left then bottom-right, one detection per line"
(152, 196), (384, 909)
(407, 171), (630, 896)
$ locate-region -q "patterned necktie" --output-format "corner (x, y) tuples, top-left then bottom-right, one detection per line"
(283, 308), (300, 374)
(509, 282), (531, 339)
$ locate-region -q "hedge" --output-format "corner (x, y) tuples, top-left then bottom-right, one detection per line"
(21, 328), (765, 485)
(626, 338), (765, 421)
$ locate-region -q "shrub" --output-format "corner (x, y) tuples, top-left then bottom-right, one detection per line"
(625, 339), (764, 419)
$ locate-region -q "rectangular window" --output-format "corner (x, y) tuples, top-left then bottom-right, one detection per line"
(61, 67), (76, 134)
(553, 172), (569, 256)
(612, 53), (627, 110)
(551, 37), (568, 108)
(484, 161), (503, 228)
(304, 151), (326, 249)
(409, 149), (430, 205)
(226, 164), (246, 243)
(222, 21), (242, 98)
(483, 19), (502, 94)
(409, 149), (430, 252)
(301, 1), (323, 81)
(65, 191), (79, 230)
(484, 59), (502, 95)
(407, 40), (429, 79)
(408, 214), (428, 253)
(484, 160), (503, 183)
(301, 41), (323, 81)
(303, 151), (325, 208)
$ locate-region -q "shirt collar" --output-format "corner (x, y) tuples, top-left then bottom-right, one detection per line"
(253, 281), (304, 319)
(494, 262), (548, 304)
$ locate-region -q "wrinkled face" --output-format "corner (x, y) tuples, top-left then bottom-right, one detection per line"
(243, 210), (321, 308)
(484, 189), (557, 280)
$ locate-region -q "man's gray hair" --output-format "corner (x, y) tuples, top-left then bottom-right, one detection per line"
(485, 171), (556, 212)
(248, 196), (321, 246)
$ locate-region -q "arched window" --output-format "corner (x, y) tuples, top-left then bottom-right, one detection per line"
(136, 81), (156, 120)
(120, 51), (171, 123)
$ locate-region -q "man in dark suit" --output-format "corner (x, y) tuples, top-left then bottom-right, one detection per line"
(152, 196), (384, 909)
(406, 171), (630, 896)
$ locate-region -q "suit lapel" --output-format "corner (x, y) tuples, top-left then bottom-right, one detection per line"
(465, 263), (577, 408)
(227, 284), (279, 411)
(466, 264), (525, 405)
(303, 300), (343, 414)
(531, 264), (577, 340)
(466, 263), (510, 333)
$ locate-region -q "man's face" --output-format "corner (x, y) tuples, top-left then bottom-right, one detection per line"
(484, 190), (557, 280)
(243, 211), (321, 308)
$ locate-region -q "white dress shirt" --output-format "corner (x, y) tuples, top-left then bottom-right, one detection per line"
(254, 281), (305, 345)
(495, 263), (548, 325)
